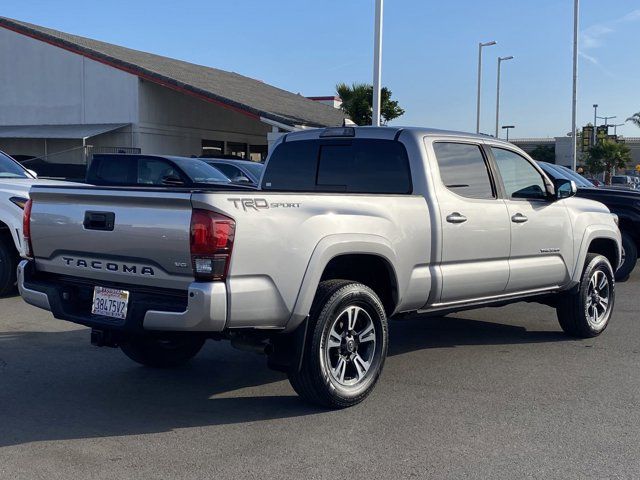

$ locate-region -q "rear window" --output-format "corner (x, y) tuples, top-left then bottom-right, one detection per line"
(262, 139), (411, 194)
(89, 157), (135, 185)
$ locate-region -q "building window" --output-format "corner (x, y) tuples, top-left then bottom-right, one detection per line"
(249, 145), (268, 162)
(226, 142), (248, 159)
(202, 139), (224, 157)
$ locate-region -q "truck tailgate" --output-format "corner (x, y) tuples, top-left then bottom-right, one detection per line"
(29, 187), (194, 290)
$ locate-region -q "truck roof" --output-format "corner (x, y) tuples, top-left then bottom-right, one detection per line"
(282, 126), (513, 147)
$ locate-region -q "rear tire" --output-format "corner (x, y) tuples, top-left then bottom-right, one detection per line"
(288, 280), (389, 409)
(120, 335), (206, 368)
(615, 232), (637, 281)
(0, 235), (18, 296)
(557, 254), (615, 338)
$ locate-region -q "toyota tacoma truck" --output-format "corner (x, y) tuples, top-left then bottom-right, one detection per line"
(19, 127), (621, 408)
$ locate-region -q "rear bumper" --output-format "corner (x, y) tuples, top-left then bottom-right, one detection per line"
(18, 260), (227, 333)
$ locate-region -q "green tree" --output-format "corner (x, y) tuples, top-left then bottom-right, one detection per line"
(529, 145), (556, 163)
(584, 139), (632, 180)
(627, 112), (640, 129)
(336, 82), (405, 126)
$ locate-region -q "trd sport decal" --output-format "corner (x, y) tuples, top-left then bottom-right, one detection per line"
(228, 198), (300, 211)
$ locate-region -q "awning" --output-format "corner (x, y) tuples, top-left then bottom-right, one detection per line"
(0, 123), (129, 139)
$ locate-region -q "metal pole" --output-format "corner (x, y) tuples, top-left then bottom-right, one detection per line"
(571, 0), (579, 171)
(495, 58), (501, 138)
(593, 104), (598, 145)
(506, 128), (510, 141)
(372, 0), (383, 127)
(476, 41), (496, 134)
(476, 43), (483, 134)
(495, 56), (513, 138)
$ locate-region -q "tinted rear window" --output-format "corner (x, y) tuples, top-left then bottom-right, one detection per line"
(89, 157), (135, 185)
(262, 139), (411, 194)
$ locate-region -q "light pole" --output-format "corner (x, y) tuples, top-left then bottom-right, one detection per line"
(476, 40), (497, 133)
(597, 115), (616, 126)
(611, 123), (624, 135)
(592, 104), (598, 144)
(502, 125), (515, 141)
(372, 0), (384, 127)
(571, 0), (579, 171)
(495, 55), (514, 138)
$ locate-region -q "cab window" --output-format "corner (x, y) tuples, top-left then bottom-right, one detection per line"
(491, 148), (548, 200)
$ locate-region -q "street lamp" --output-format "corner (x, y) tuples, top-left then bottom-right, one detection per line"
(502, 125), (515, 141)
(611, 123), (624, 135)
(476, 40), (497, 133)
(372, 0), (384, 127)
(597, 114), (616, 126)
(570, 0), (579, 171)
(592, 104), (598, 144)
(495, 55), (514, 138)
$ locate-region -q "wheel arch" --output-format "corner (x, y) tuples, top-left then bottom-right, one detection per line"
(286, 234), (400, 332)
(574, 227), (621, 281)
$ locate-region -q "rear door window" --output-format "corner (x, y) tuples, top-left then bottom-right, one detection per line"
(433, 142), (495, 199)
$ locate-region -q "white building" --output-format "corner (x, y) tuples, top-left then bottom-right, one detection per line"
(0, 17), (346, 178)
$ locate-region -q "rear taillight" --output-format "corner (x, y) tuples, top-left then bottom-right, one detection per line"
(23, 199), (34, 258)
(190, 209), (235, 281)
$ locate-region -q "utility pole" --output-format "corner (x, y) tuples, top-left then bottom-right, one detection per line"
(372, 0), (383, 127)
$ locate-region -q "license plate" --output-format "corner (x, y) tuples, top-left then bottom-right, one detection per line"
(91, 286), (130, 320)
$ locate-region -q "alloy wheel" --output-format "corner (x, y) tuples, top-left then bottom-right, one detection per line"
(585, 270), (611, 329)
(324, 305), (377, 387)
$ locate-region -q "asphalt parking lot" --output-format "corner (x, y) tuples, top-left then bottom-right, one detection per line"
(1, 273), (639, 480)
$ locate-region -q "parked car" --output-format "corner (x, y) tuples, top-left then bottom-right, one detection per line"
(538, 161), (640, 280)
(0, 150), (77, 294)
(585, 177), (602, 187)
(610, 175), (637, 190)
(20, 127), (620, 408)
(86, 154), (237, 187)
(203, 158), (263, 186)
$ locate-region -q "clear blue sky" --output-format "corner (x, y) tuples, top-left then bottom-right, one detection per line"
(3, 0), (640, 138)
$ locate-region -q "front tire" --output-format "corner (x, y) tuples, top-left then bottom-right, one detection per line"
(120, 335), (206, 368)
(615, 232), (637, 281)
(557, 254), (615, 338)
(288, 280), (389, 409)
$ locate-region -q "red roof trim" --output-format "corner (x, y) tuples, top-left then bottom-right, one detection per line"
(0, 23), (260, 121)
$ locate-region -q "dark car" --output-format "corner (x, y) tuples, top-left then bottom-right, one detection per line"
(202, 158), (264, 186)
(86, 154), (242, 188)
(538, 161), (640, 280)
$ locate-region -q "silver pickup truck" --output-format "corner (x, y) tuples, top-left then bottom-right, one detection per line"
(19, 127), (621, 408)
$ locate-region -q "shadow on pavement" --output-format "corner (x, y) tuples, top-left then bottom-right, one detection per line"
(0, 313), (567, 447)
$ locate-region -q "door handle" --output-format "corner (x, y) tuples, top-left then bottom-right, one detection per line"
(83, 211), (115, 231)
(446, 212), (467, 224)
(511, 213), (528, 223)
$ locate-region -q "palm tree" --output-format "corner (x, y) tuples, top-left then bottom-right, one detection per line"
(627, 112), (640, 129)
(336, 83), (405, 126)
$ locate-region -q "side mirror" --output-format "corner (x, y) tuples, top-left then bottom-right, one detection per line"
(554, 178), (577, 200)
(161, 174), (185, 186)
(233, 175), (252, 184)
(27, 169), (38, 178)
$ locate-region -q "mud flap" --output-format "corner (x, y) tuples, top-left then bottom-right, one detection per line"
(267, 317), (309, 373)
